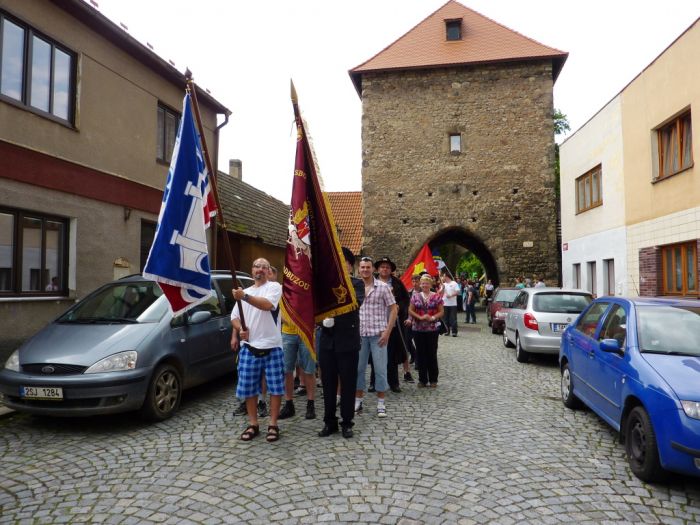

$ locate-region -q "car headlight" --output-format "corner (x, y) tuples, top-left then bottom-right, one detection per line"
(681, 400), (700, 420)
(4, 350), (19, 372)
(84, 351), (137, 374)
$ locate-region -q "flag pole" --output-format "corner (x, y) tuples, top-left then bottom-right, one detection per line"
(185, 70), (246, 330)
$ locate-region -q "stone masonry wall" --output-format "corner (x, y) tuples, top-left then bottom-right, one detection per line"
(360, 61), (559, 285)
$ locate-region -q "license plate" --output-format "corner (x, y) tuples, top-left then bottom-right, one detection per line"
(20, 386), (63, 400)
(551, 323), (568, 333)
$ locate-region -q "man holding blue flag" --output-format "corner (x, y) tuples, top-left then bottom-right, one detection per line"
(143, 92), (217, 315)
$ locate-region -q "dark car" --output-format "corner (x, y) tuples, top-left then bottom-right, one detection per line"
(486, 287), (520, 334)
(560, 296), (700, 481)
(0, 271), (253, 421)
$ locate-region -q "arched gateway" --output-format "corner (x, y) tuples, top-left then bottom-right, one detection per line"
(350, 1), (566, 286)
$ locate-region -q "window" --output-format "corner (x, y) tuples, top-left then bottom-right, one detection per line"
(604, 259), (615, 296)
(657, 111), (693, 179)
(140, 220), (156, 271)
(157, 104), (180, 162)
(0, 208), (68, 296)
(587, 261), (597, 296)
(575, 302), (609, 338)
(599, 304), (626, 347)
(661, 241), (697, 296)
(575, 165), (602, 213)
(572, 263), (581, 288)
(0, 11), (75, 122)
(445, 19), (462, 41)
(449, 133), (461, 153)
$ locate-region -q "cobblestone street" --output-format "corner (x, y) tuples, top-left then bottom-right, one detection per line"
(1, 318), (699, 524)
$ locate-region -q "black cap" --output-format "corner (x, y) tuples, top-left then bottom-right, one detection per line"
(373, 257), (396, 272)
(341, 247), (355, 266)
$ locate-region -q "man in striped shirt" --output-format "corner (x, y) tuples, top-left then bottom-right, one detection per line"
(355, 256), (398, 418)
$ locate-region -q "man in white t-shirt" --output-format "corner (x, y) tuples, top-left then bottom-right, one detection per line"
(441, 271), (460, 337)
(231, 257), (284, 442)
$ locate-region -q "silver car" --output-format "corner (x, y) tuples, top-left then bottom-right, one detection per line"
(503, 288), (593, 363)
(0, 271), (253, 420)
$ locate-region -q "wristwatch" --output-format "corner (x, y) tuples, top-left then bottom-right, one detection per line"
(243, 293), (250, 302)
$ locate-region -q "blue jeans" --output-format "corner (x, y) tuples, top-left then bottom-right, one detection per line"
(357, 335), (388, 393)
(281, 333), (316, 374)
(465, 303), (476, 323)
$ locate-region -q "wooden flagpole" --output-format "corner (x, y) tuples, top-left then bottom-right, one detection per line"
(185, 70), (246, 330)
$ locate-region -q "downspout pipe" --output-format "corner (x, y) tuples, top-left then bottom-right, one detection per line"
(212, 111), (231, 268)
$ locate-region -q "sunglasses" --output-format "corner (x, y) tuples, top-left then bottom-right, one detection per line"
(360, 257), (373, 262)
(252, 263), (270, 269)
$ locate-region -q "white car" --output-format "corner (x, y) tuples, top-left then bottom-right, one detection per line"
(503, 288), (593, 363)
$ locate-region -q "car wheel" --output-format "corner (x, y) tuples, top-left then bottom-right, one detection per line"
(502, 330), (514, 348)
(625, 406), (666, 482)
(141, 363), (182, 421)
(560, 362), (581, 409)
(515, 334), (529, 363)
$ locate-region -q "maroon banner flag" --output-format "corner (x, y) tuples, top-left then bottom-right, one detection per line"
(281, 82), (358, 360)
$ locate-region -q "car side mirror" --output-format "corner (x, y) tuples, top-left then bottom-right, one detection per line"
(600, 338), (622, 353)
(189, 311), (212, 324)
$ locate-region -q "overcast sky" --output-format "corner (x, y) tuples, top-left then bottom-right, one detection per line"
(96, 0), (699, 204)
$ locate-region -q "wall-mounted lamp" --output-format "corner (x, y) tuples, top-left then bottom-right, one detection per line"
(123, 207), (132, 221)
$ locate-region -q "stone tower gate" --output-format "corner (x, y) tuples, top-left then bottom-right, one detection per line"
(350, 1), (567, 285)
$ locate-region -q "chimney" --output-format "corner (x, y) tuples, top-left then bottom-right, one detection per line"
(229, 159), (242, 180)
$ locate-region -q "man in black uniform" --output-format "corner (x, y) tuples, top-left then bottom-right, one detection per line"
(318, 247), (364, 439)
(374, 257), (411, 393)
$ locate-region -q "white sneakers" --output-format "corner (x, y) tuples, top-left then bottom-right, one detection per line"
(377, 404), (387, 418)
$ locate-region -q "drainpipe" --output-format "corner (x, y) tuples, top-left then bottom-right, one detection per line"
(212, 111), (231, 268)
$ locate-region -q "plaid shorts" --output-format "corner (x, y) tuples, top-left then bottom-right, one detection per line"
(236, 345), (285, 399)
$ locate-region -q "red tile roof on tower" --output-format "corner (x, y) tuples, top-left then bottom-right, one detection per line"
(326, 191), (363, 255)
(349, 0), (567, 95)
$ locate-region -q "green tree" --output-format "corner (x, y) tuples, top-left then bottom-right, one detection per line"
(456, 252), (484, 280)
(553, 108), (570, 198)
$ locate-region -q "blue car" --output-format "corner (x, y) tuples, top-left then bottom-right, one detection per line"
(559, 296), (700, 482)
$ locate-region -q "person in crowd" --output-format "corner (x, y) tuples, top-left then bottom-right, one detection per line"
(484, 279), (495, 300)
(355, 256), (397, 418)
(374, 257), (412, 391)
(317, 247), (364, 438)
(515, 276), (526, 289)
(278, 311), (316, 420)
(534, 276), (546, 288)
(408, 274), (444, 388)
(466, 280), (478, 324)
(406, 274), (422, 368)
(231, 258), (285, 442)
(440, 270), (460, 337)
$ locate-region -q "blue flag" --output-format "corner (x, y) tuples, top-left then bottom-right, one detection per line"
(143, 93), (217, 315)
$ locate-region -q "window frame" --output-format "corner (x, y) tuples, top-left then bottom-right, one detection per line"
(661, 241), (698, 296)
(656, 111), (693, 180)
(587, 261), (597, 297)
(449, 133), (461, 154)
(575, 164), (602, 214)
(445, 19), (462, 41)
(157, 103), (181, 163)
(572, 263), (581, 289)
(604, 258), (615, 296)
(0, 207), (69, 297)
(0, 9), (76, 125)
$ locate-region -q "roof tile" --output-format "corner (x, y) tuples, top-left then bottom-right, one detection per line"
(326, 191), (363, 255)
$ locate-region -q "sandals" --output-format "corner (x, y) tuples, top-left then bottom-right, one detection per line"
(266, 425), (280, 442)
(240, 424), (259, 441)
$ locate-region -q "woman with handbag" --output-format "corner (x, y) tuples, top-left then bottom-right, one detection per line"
(408, 274), (444, 388)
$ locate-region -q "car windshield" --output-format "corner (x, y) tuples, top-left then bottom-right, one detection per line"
(533, 293), (592, 313)
(58, 282), (168, 324)
(638, 306), (700, 356)
(495, 290), (519, 303)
